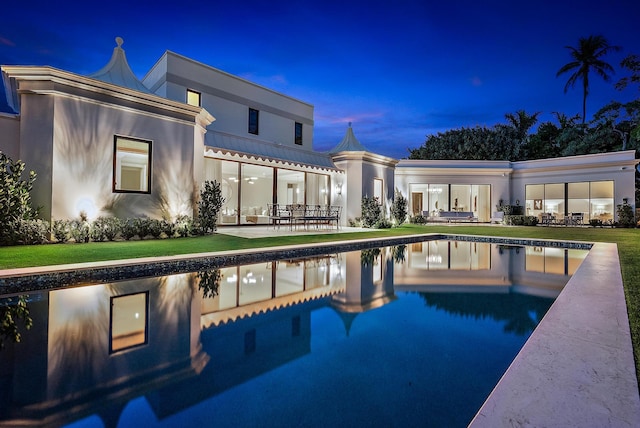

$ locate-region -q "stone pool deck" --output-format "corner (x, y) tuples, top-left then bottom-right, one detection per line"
(1, 230), (638, 426)
(470, 242), (640, 427)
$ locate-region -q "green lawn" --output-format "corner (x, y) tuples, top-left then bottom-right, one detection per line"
(1, 224), (639, 383)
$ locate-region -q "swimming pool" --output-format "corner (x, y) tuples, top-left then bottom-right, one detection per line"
(0, 239), (588, 427)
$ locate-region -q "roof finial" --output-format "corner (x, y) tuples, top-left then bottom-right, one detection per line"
(115, 37), (124, 48)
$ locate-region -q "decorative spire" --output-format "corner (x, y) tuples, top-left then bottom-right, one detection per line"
(87, 37), (151, 94)
(328, 122), (368, 153)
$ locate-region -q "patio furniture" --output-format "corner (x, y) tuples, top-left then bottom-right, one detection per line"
(540, 213), (556, 226)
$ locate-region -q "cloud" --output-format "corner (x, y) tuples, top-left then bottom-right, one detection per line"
(0, 36), (15, 47)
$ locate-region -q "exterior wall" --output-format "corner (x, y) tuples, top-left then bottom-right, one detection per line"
(511, 151), (638, 221)
(49, 96), (199, 221)
(333, 158), (363, 223)
(0, 113), (20, 159)
(5, 69), (210, 223)
(394, 160), (511, 221)
(143, 52), (314, 151)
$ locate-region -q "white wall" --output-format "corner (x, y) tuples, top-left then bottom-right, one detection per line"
(0, 113), (20, 159)
(144, 52), (315, 150)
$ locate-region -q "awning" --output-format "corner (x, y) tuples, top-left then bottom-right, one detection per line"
(205, 131), (340, 172)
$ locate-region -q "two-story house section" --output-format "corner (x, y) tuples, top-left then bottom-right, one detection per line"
(143, 51), (343, 226)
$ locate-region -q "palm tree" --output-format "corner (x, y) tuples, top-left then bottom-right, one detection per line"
(505, 109), (541, 140)
(556, 35), (621, 124)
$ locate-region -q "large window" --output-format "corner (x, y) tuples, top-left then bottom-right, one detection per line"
(295, 122), (303, 145)
(374, 178), (383, 204)
(248, 108), (259, 135)
(525, 181), (614, 223)
(220, 161), (240, 225)
(113, 136), (151, 193)
(278, 169), (304, 205)
(186, 89), (201, 107)
(306, 172), (329, 206)
(240, 164), (273, 224)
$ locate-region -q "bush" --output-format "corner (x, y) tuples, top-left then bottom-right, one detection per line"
(348, 217), (363, 227)
(134, 217), (152, 239)
(174, 215), (193, 237)
(410, 214), (428, 224)
(361, 196), (382, 228)
(616, 203), (636, 228)
(589, 219), (603, 227)
(148, 219), (163, 239)
(391, 189), (408, 226)
(162, 218), (177, 238)
(121, 218), (138, 240)
(198, 180), (225, 234)
(91, 216), (121, 242)
(69, 212), (90, 243)
(376, 218), (392, 229)
(501, 204), (524, 216)
(0, 152), (39, 245)
(52, 219), (70, 243)
(15, 219), (50, 245)
(504, 215), (538, 226)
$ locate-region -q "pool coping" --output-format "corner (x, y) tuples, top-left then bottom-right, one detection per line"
(1, 233), (638, 426)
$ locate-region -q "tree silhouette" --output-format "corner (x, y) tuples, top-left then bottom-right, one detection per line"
(556, 35), (621, 124)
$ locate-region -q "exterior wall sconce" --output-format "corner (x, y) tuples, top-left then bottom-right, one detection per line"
(335, 184), (343, 196)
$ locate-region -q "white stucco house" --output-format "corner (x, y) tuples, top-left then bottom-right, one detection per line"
(0, 38), (637, 227)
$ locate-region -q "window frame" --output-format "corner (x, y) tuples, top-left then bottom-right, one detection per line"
(109, 291), (149, 354)
(248, 108), (260, 135)
(113, 135), (152, 194)
(294, 122), (303, 145)
(186, 88), (201, 107)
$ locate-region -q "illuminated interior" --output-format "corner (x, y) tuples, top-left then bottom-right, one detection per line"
(114, 137), (151, 193)
(110, 292), (148, 352)
(407, 240), (491, 270)
(525, 181), (614, 223)
(209, 158), (331, 225)
(409, 184), (491, 221)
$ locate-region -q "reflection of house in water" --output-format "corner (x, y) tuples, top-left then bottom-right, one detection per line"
(330, 247), (396, 335)
(394, 240), (587, 298)
(0, 242), (587, 426)
(0, 254), (346, 427)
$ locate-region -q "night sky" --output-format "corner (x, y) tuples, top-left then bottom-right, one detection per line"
(1, 0), (639, 159)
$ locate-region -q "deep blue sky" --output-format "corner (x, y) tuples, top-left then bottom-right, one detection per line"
(1, 0), (639, 159)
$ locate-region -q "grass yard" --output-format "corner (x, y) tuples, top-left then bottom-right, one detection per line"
(1, 223), (639, 385)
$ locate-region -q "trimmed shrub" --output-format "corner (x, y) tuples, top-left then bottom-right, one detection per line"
(616, 203), (635, 228)
(376, 218), (392, 229)
(148, 219), (163, 239)
(121, 218), (138, 240)
(361, 196), (382, 228)
(91, 216), (121, 242)
(52, 219), (70, 243)
(15, 219), (50, 245)
(410, 215), (427, 224)
(197, 180), (224, 234)
(391, 189), (408, 226)
(504, 215), (538, 226)
(69, 212), (90, 243)
(174, 215), (193, 238)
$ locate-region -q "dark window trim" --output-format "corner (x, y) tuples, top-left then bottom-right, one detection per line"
(186, 88), (201, 106)
(113, 135), (152, 194)
(248, 108), (259, 135)
(294, 122), (303, 145)
(109, 291), (149, 354)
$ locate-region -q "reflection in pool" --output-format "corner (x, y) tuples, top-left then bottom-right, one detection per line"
(0, 240), (588, 427)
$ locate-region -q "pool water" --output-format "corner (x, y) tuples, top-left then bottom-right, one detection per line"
(0, 240), (587, 427)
